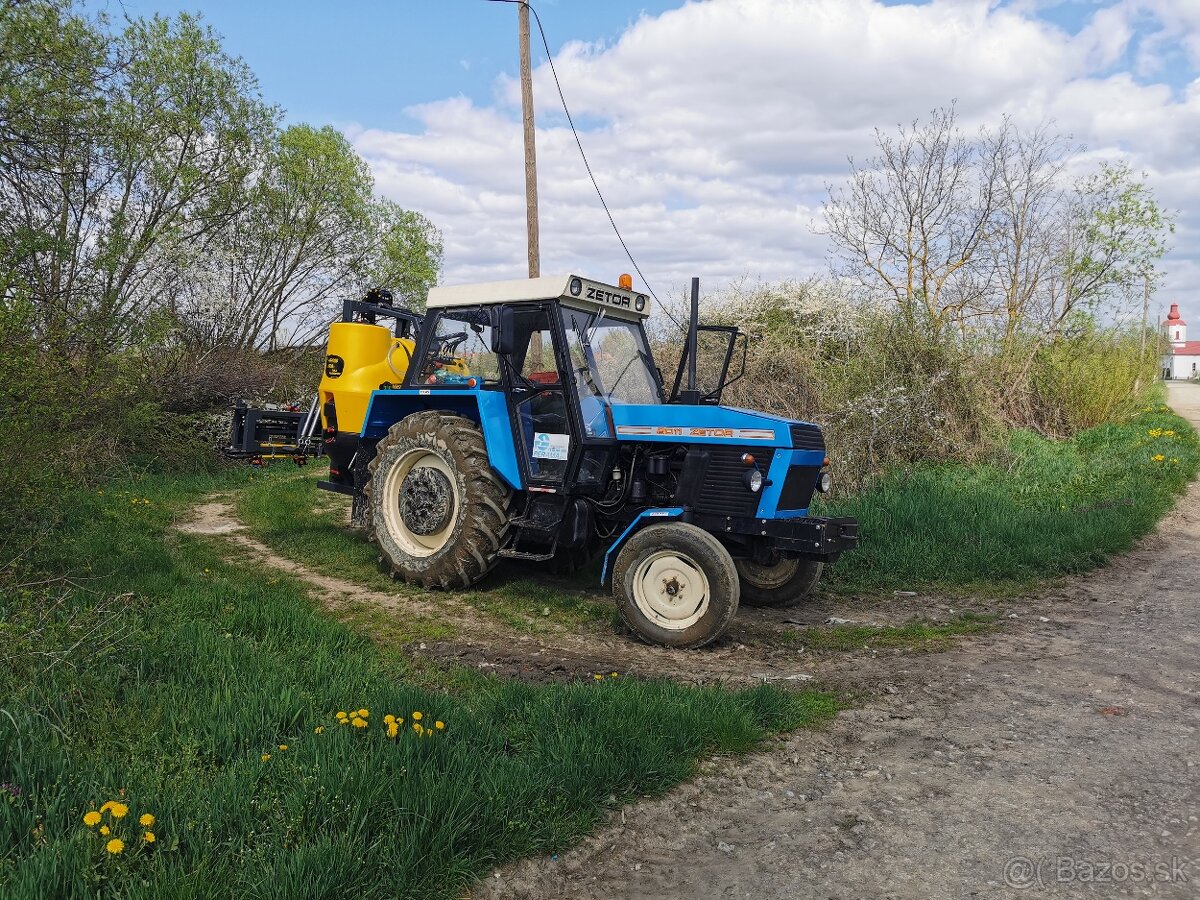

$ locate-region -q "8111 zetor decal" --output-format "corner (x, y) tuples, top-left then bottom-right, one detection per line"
(615, 425), (776, 440)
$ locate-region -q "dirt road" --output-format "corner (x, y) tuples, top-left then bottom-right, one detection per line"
(475, 383), (1200, 900)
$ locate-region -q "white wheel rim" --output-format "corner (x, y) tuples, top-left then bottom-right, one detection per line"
(380, 449), (459, 557)
(736, 557), (800, 590)
(631, 551), (710, 631)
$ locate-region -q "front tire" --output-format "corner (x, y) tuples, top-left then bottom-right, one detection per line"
(366, 411), (511, 589)
(735, 558), (823, 608)
(612, 523), (739, 649)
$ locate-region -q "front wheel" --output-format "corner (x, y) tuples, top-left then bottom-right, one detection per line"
(612, 523), (739, 649)
(735, 558), (823, 608)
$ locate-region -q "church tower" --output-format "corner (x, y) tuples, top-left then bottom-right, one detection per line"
(1164, 303), (1186, 346)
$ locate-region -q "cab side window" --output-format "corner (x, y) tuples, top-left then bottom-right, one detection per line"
(416, 309), (500, 385)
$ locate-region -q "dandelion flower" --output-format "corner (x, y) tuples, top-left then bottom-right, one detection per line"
(386, 722), (399, 739)
(261, 753), (271, 762)
(383, 714), (395, 725)
(593, 674), (603, 681)
(144, 831), (156, 843)
(336, 711), (348, 720)
(106, 838), (124, 855)
(1153, 454), (1166, 462)
(314, 726), (325, 734)
(357, 708), (369, 718)
(351, 717), (367, 728)
(108, 802), (128, 819)
(611, 672), (619, 678)
(83, 811), (101, 827)
(434, 721), (444, 730)
(139, 813), (155, 827)
(413, 722), (424, 735)
(100, 825), (111, 836)
(412, 711), (422, 721)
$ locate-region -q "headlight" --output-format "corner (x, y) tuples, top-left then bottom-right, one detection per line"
(816, 471), (832, 493)
(744, 468), (764, 493)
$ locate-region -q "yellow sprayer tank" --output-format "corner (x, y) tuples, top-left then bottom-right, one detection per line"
(319, 322), (416, 435)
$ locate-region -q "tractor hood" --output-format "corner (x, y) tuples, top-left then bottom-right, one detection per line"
(609, 404), (824, 451)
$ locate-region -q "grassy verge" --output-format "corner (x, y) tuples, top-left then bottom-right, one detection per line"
(782, 613), (997, 652)
(819, 402), (1199, 593)
(0, 474), (834, 899)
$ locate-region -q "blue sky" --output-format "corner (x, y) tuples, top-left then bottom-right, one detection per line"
(89, 0), (683, 129)
(84, 0), (1200, 321)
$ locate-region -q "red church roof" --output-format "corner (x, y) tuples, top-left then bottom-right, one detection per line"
(1164, 303), (1186, 326)
(1168, 341), (1200, 356)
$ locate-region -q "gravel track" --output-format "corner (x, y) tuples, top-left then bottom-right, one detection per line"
(472, 383), (1200, 900)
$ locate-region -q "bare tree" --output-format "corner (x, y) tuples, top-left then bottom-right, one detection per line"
(978, 119), (1074, 346)
(823, 105), (1000, 333)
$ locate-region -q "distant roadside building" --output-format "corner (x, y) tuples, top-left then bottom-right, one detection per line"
(1162, 304), (1200, 380)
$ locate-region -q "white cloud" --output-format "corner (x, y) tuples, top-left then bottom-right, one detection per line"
(349, 0), (1200, 318)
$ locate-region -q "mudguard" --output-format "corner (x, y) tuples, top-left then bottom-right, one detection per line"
(360, 389), (523, 490)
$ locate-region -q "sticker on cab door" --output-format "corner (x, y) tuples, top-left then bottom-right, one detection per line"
(532, 432), (570, 460)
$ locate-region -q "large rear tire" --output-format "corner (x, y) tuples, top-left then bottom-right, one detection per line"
(366, 411), (511, 589)
(612, 523), (739, 649)
(735, 558), (823, 608)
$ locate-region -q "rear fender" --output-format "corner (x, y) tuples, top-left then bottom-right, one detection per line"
(360, 389), (523, 490)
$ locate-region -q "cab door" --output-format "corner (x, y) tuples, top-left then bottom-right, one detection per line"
(504, 305), (574, 484)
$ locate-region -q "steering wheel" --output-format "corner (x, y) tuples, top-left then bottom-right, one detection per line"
(440, 332), (468, 353)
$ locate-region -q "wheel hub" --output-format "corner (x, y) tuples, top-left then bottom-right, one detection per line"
(399, 466), (453, 536)
(632, 552), (710, 630)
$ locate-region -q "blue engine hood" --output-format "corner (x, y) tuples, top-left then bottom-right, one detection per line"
(609, 404), (816, 447)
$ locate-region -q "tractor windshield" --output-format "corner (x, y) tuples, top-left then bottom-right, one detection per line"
(561, 307), (660, 436)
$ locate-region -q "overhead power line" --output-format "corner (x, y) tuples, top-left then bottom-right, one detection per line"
(483, 0), (683, 329)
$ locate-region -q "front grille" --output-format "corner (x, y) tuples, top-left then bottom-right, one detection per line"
(789, 423), (826, 452)
(695, 446), (761, 517)
(778, 465), (820, 511)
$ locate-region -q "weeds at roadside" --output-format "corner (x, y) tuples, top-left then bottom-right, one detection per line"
(818, 404), (1200, 593)
(783, 613), (998, 652)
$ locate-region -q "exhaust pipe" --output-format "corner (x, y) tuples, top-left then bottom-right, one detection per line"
(682, 275), (700, 405)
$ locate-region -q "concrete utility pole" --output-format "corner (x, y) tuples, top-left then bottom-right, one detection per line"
(518, 1), (540, 279)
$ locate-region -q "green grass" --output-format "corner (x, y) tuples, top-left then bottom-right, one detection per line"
(818, 403), (1200, 593)
(782, 613), (997, 652)
(0, 474), (835, 900)
(235, 471), (612, 632)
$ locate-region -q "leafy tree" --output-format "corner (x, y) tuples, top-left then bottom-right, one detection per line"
(0, 3), (278, 347)
(178, 125), (443, 351)
(369, 200), (443, 312)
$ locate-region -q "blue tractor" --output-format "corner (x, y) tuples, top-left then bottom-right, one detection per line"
(305, 274), (858, 648)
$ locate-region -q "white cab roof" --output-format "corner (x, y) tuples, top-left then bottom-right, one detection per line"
(427, 275), (650, 320)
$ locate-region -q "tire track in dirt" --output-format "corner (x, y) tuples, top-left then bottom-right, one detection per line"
(175, 498), (1013, 692)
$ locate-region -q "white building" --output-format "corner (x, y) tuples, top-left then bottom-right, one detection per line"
(1162, 304), (1200, 381)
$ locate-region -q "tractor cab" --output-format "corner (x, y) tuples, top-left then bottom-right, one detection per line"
(406, 275), (672, 493)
